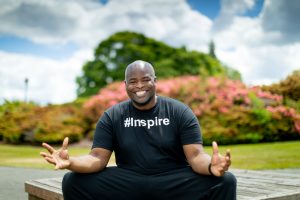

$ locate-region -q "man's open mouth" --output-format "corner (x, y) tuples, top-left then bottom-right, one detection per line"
(135, 91), (147, 97)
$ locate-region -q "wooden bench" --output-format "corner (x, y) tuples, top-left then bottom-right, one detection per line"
(25, 169), (300, 200)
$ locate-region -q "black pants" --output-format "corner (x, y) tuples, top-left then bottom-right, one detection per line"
(62, 167), (236, 200)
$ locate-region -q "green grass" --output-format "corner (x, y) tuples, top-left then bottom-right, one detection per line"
(0, 144), (91, 169)
(204, 140), (300, 170)
(0, 141), (300, 170)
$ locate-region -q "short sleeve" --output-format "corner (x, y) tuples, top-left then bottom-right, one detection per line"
(92, 112), (114, 151)
(178, 107), (202, 145)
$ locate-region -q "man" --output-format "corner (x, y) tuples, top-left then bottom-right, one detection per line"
(41, 60), (236, 200)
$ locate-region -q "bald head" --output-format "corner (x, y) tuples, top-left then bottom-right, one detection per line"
(124, 60), (157, 110)
(125, 60), (155, 81)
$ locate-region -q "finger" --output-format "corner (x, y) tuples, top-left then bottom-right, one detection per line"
(40, 152), (51, 158)
(62, 137), (69, 150)
(52, 153), (60, 166)
(226, 149), (231, 159)
(42, 143), (55, 154)
(55, 162), (61, 170)
(223, 166), (229, 172)
(217, 168), (225, 176)
(45, 157), (56, 165)
(221, 162), (227, 168)
(226, 157), (232, 166)
(212, 141), (219, 155)
(55, 159), (64, 170)
(40, 152), (47, 157)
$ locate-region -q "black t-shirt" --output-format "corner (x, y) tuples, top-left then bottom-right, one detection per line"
(92, 96), (202, 174)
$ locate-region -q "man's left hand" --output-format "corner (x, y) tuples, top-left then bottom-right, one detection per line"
(210, 141), (231, 177)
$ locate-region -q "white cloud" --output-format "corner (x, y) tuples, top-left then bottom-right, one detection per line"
(0, 0), (213, 104)
(217, 43), (300, 86)
(213, 0), (256, 32)
(0, 49), (93, 104)
(214, 2), (300, 86)
(0, 0), (299, 104)
(260, 0), (300, 44)
(0, 0), (212, 49)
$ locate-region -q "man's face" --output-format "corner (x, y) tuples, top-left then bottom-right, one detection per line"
(125, 66), (156, 108)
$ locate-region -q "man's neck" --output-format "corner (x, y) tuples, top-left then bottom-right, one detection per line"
(132, 95), (157, 111)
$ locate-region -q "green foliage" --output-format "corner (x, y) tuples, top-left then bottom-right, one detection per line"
(83, 76), (300, 145)
(0, 101), (88, 144)
(261, 70), (300, 123)
(284, 98), (300, 113)
(0, 101), (38, 143)
(224, 66), (241, 80)
(262, 70), (300, 101)
(76, 31), (240, 97)
(208, 40), (216, 59)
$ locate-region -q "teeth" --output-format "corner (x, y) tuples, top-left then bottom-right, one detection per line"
(136, 91), (146, 97)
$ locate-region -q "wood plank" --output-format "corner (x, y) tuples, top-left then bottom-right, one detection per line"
(25, 179), (63, 200)
(25, 169), (300, 200)
(231, 169), (300, 199)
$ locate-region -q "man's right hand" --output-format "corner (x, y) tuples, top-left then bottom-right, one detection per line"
(40, 137), (70, 170)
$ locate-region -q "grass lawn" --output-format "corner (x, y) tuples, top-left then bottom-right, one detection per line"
(0, 140), (299, 170)
(0, 144), (92, 169)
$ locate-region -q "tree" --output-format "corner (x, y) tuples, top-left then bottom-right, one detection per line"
(262, 70), (300, 101)
(208, 40), (217, 59)
(76, 31), (240, 97)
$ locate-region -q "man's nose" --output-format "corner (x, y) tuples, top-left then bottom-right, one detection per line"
(136, 81), (144, 88)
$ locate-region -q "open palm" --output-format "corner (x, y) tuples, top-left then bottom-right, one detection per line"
(210, 141), (231, 177)
(40, 137), (70, 170)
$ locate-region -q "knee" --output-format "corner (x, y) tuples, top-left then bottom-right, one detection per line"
(222, 171), (237, 188)
(62, 172), (74, 194)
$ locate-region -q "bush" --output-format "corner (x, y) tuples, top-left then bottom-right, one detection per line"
(0, 101), (88, 144)
(262, 70), (300, 101)
(262, 70), (300, 113)
(83, 76), (300, 145)
(0, 101), (38, 143)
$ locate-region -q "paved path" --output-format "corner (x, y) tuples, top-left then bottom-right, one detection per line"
(0, 166), (67, 200)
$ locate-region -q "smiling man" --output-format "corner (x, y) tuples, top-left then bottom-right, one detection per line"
(41, 60), (237, 200)
(125, 61), (157, 110)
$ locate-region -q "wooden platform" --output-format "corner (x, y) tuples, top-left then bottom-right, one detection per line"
(25, 169), (300, 200)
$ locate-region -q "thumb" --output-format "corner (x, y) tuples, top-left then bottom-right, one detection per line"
(62, 137), (69, 150)
(212, 141), (219, 156)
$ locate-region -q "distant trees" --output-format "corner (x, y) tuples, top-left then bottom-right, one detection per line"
(262, 70), (300, 101)
(261, 70), (300, 113)
(208, 40), (216, 59)
(76, 31), (240, 97)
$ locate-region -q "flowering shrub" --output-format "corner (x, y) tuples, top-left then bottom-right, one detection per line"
(2, 75), (298, 145)
(0, 101), (87, 144)
(83, 82), (128, 122)
(83, 76), (300, 144)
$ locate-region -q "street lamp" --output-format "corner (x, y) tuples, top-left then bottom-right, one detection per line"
(24, 77), (29, 103)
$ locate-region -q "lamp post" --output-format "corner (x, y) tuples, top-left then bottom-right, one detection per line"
(24, 77), (29, 103)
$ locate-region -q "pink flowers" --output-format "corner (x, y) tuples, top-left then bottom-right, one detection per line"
(83, 75), (300, 139)
(267, 106), (297, 117)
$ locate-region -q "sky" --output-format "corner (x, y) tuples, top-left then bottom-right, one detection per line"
(0, 0), (299, 105)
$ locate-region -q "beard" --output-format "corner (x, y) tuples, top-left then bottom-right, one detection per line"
(131, 93), (155, 107)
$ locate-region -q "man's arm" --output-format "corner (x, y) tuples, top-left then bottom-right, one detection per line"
(67, 148), (112, 173)
(183, 143), (211, 175)
(183, 142), (231, 176)
(40, 137), (112, 173)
